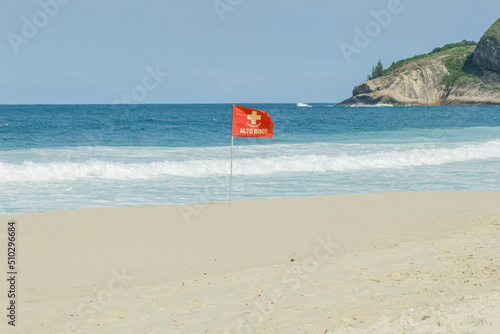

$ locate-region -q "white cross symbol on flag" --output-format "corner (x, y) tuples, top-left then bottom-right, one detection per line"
(247, 111), (261, 126)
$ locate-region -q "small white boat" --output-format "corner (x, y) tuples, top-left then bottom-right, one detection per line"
(297, 103), (312, 107)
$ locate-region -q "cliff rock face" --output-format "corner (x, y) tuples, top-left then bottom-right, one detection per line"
(473, 18), (500, 73)
(444, 82), (500, 105)
(339, 18), (500, 106)
(340, 57), (449, 106)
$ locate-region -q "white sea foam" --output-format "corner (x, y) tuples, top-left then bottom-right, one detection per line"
(349, 103), (393, 107)
(1, 140), (500, 183)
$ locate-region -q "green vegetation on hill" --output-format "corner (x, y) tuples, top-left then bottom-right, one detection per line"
(430, 40), (477, 54)
(381, 40), (477, 76)
(481, 82), (500, 91)
(482, 18), (500, 40)
(367, 40), (490, 90)
(441, 53), (483, 88)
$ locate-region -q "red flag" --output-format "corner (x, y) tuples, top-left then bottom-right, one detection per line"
(232, 105), (274, 138)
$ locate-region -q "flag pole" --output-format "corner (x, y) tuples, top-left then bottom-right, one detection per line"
(230, 136), (234, 205)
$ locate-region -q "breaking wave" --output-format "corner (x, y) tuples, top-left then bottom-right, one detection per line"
(1, 140), (500, 182)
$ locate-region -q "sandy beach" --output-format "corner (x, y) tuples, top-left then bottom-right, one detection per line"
(1, 191), (500, 333)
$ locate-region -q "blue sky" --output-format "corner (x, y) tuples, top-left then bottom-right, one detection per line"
(1, 0), (499, 104)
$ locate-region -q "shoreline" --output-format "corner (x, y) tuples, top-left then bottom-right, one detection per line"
(1, 191), (500, 332)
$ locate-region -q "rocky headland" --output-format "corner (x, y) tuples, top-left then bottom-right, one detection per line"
(339, 18), (500, 106)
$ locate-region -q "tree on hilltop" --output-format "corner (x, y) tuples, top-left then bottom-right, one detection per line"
(367, 59), (384, 80)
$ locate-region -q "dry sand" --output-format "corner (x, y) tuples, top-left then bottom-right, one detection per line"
(1, 191), (500, 333)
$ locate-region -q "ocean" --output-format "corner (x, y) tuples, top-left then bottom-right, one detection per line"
(1, 103), (500, 216)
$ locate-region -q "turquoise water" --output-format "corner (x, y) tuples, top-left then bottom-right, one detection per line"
(1, 104), (500, 215)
